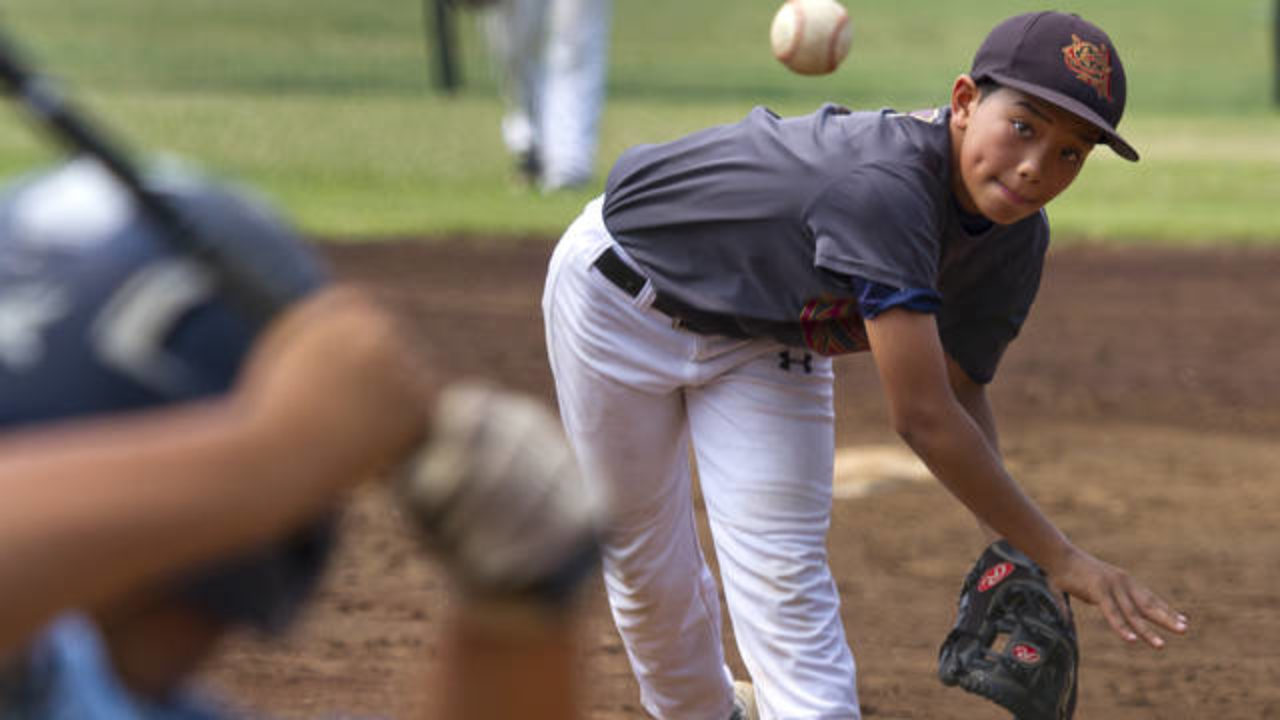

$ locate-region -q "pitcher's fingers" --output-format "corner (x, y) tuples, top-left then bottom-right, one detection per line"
(1114, 585), (1165, 649)
(1097, 588), (1139, 644)
(1134, 586), (1189, 635)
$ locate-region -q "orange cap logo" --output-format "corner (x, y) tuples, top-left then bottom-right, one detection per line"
(1061, 34), (1113, 101)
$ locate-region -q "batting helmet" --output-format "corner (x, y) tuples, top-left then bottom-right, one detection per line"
(0, 157), (335, 634)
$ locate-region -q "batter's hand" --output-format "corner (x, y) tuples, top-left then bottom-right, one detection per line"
(238, 285), (433, 480)
(1049, 547), (1188, 649)
(396, 381), (602, 606)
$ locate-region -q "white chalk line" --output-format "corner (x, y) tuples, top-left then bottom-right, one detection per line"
(832, 444), (934, 499)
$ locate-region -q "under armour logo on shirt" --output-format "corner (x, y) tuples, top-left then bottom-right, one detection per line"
(778, 350), (813, 373)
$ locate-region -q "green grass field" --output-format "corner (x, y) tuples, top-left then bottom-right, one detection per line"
(0, 0), (1276, 242)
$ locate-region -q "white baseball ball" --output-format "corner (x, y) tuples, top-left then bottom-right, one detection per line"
(770, 0), (853, 76)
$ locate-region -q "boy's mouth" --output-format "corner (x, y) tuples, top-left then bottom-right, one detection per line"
(994, 180), (1033, 206)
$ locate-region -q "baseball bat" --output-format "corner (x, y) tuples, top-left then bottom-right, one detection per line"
(0, 27), (281, 322)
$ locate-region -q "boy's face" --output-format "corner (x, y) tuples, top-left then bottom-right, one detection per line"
(949, 75), (1100, 225)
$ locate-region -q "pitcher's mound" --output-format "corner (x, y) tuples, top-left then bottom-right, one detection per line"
(833, 444), (933, 499)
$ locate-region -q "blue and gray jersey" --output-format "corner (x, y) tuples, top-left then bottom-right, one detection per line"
(602, 104), (1048, 383)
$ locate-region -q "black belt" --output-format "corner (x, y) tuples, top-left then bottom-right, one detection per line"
(591, 247), (749, 339)
(591, 246), (648, 298)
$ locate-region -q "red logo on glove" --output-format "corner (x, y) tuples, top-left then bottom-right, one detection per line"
(977, 562), (1014, 592)
(1012, 643), (1042, 665)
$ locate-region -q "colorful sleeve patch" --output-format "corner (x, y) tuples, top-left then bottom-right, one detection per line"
(799, 276), (941, 355)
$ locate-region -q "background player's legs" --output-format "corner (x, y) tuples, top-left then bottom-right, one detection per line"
(542, 215), (736, 719)
(688, 350), (860, 719)
(481, 0), (549, 171)
(537, 0), (611, 190)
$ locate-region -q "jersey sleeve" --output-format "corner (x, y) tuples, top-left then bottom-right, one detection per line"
(822, 267), (942, 318)
(938, 311), (1025, 385)
(805, 159), (947, 292)
(855, 278), (942, 318)
(937, 235), (1046, 384)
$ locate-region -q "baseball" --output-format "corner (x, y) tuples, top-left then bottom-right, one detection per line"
(770, 0), (853, 76)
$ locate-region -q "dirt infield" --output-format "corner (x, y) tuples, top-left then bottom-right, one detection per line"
(200, 238), (1280, 719)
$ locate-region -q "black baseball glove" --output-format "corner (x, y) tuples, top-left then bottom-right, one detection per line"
(938, 540), (1078, 720)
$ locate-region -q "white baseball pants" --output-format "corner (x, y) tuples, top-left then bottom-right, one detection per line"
(542, 198), (861, 719)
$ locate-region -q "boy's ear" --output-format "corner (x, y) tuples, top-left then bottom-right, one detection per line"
(950, 74), (980, 130)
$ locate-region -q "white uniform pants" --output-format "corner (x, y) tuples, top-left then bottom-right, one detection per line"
(483, 0), (611, 190)
(542, 198), (860, 719)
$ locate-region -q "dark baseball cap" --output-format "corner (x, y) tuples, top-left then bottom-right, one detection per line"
(971, 11), (1137, 161)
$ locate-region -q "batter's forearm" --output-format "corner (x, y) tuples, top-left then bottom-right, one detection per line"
(437, 600), (581, 720)
(0, 400), (364, 654)
(0, 287), (429, 654)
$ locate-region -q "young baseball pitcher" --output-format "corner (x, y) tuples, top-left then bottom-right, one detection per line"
(542, 11), (1187, 719)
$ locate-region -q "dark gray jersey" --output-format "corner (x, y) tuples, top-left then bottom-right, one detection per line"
(601, 104), (1048, 383)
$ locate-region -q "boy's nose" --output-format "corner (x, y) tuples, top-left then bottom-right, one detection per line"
(1016, 152), (1043, 183)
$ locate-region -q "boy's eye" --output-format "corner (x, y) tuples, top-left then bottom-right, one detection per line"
(1061, 148), (1082, 164)
(1010, 119), (1033, 137)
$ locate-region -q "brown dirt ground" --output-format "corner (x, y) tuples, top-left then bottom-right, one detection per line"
(199, 238), (1280, 719)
